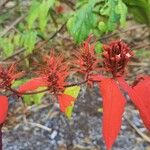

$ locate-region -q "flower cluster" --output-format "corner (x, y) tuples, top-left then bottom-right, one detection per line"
(102, 40), (133, 77)
(73, 36), (99, 78)
(0, 64), (23, 89)
(0, 64), (23, 126)
(37, 51), (69, 94)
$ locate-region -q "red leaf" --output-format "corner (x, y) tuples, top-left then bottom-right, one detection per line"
(0, 96), (8, 124)
(117, 76), (150, 131)
(58, 94), (75, 112)
(133, 76), (150, 130)
(18, 77), (47, 93)
(100, 78), (126, 150)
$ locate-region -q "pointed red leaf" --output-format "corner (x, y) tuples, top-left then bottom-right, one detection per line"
(18, 77), (47, 93)
(117, 76), (150, 131)
(58, 94), (75, 112)
(0, 96), (8, 124)
(133, 76), (150, 130)
(100, 78), (126, 150)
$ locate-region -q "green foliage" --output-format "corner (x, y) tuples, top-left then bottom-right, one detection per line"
(135, 49), (150, 58)
(67, 0), (128, 43)
(27, 0), (55, 32)
(95, 42), (103, 54)
(64, 86), (80, 119)
(23, 88), (45, 105)
(67, 0), (97, 43)
(0, 0), (56, 59)
(20, 30), (37, 55)
(123, 0), (150, 26)
(100, 0), (127, 31)
(0, 37), (14, 57)
(116, 0), (128, 26)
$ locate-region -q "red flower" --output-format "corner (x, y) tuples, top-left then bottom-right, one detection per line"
(0, 64), (23, 89)
(19, 51), (69, 95)
(73, 36), (99, 78)
(103, 40), (133, 77)
(37, 51), (69, 94)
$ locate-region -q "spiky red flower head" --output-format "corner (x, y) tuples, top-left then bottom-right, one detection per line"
(37, 50), (69, 94)
(73, 36), (99, 77)
(0, 64), (23, 89)
(102, 40), (133, 77)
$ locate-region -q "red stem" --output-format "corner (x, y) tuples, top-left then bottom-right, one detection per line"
(6, 78), (101, 96)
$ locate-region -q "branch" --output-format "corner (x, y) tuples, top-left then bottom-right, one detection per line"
(3, 22), (67, 62)
(0, 15), (26, 37)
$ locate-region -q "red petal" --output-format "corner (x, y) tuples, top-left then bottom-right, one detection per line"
(117, 76), (150, 131)
(100, 78), (126, 150)
(0, 96), (8, 124)
(58, 94), (75, 112)
(18, 77), (47, 93)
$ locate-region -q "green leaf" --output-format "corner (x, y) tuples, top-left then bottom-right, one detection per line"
(0, 37), (14, 57)
(67, 0), (97, 43)
(123, 0), (150, 26)
(64, 86), (80, 98)
(65, 102), (74, 119)
(107, 0), (119, 31)
(13, 34), (21, 47)
(64, 86), (80, 119)
(98, 21), (107, 33)
(116, 0), (127, 26)
(100, 0), (127, 31)
(23, 87), (45, 105)
(95, 42), (103, 54)
(39, 0), (55, 32)
(27, 1), (41, 29)
(21, 30), (37, 54)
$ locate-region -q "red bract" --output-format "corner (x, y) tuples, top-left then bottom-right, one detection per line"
(103, 40), (133, 77)
(100, 78), (126, 150)
(0, 64), (23, 89)
(0, 96), (8, 124)
(117, 76), (150, 131)
(58, 94), (75, 112)
(73, 36), (99, 77)
(18, 77), (47, 93)
(133, 76), (150, 130)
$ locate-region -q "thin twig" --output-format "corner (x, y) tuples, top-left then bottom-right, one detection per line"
(0, 15), (26, 37)
(124, 116), (150, 143)
(65, 80), (88, 87)
(3, 22), (67, 62)
(0, 0), (10, 8)
(98, 24), (147, 41)
(27, 122), (52, 132)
